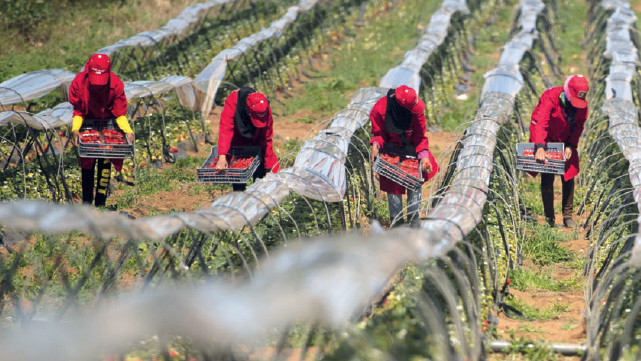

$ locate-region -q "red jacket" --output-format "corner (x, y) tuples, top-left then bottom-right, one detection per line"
(69, 61), (127, 171)
(370, 95), (438, 194)
(69, 62), (127, 119)
(218, 90), (279, 172)
(529, 87), (587, 181)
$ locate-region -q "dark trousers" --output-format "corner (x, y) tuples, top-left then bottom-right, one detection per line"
(541, 173), (575, 223)
(82, 159), (112, 207)
(232, 165), (267, 192)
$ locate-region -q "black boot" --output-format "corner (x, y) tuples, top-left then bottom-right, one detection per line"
(541, 173), (555, 227)
(94, 159), (111, 207)
(81, 167), (95, 205)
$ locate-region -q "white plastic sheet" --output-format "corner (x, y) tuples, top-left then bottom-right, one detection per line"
(0, 69), (74, 106)
(596, 1), (641, 265)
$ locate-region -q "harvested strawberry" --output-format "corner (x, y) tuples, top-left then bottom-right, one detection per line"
(380, 153), (420, 178)
(209, 156), (255, 170)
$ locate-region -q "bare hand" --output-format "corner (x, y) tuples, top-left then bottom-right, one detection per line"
(72, 130), (80, 147)
(564, 146), (572, 160)
(535, 147), (546, 162)
(370, 143), (379, 162)
(421, 158), (432, 173)
(126, 133), (134, 144)
(215, 155), (228, 170)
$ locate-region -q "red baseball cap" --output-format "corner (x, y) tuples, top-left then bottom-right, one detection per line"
(87, 54), (111, 86)
(564, 75), (589, 109)
(394, 85), (419, 110)
(246, 92), (269, 128)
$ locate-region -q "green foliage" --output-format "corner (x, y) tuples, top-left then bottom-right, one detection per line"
(556, 0), (589, 74)
(434, 0), (516, 131)
(508, 267), (580, 292)
(0, 0), (53, 39)
(521, 224), (575, 265)
(503, 296), (569, 321)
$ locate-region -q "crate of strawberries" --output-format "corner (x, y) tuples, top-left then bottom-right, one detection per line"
(373, 147), (423, 190)
(77, 119), (133, 159)
(516, 142), (565, 175)
(198, 146), (261, 184)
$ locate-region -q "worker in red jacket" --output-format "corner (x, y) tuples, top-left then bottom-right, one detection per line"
(216, 87), (279, 191)
(69, 53), (134, 207)
(530, 75), (589, 228)
(370, 85), (439, 225)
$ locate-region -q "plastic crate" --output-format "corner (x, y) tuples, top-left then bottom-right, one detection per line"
(198, 146), (261, 184)
(373, 149), (423, 190)
(516, 142), (565, 175)
(78, 119), (133, 159)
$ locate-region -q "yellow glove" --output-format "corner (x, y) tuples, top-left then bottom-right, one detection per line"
(71, 115), (84, 131)
(115, 115), (133, 133)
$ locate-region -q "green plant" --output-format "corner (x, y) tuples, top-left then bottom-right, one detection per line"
(521, 224), (575, 265)
(504, 296), (569, 321)
(508, 267), (581, 292)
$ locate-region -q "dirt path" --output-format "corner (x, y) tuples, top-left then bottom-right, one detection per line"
(491, 177), (588, 360)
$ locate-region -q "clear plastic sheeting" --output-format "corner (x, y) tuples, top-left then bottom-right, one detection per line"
(379, 0), (469, 89)
(0, 103), (73, 130)
(515, 0), (544, 31)
(194, 0), (319, 116)
(480, 0), (542, 97)
(0, 69), (74, 106)
(603, 6), (637, 64)
(96, 0), (239, 56)
(418, 92), (511, 245)
(597, 0), (641, 264)
(0, 226), (451, 361)
(481, 68), (524, 98)
(0, 173), (291, 242)
(288, 87), (385, 201)
(125, 75), (199, 110)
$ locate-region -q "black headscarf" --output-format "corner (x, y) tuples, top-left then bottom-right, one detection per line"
(384, 88), (413, 134)
(235, 87), (257, 138)
(561, 91), (577, 133)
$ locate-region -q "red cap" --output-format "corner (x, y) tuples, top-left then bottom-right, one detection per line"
(87, 54), (111, 85)
(564, 75), (589, 109)
(246, 92), (269, 128)
(394, 85), (419, 110)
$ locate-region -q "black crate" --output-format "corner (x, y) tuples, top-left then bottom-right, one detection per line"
(516, 142), (565, 175)
(373, 149), (423, 190)
(198, 146), (261, 184)
(77, 119), (133, 159)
